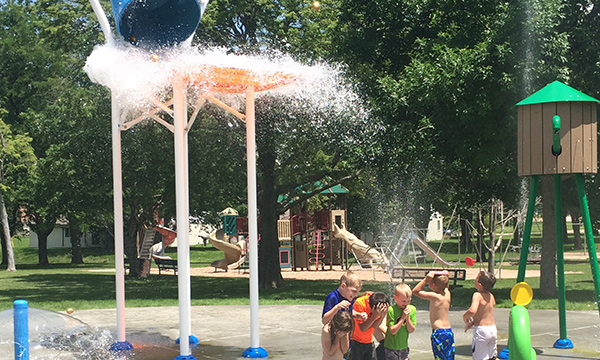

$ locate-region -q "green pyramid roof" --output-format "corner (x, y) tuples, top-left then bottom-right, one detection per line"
(517, 81), (599, 106)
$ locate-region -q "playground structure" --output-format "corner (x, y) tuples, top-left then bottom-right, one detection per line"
(208, 203), (464, 281)
(516, 81), (600, 349)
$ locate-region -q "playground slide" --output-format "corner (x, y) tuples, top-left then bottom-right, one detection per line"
(409, 233), (459, 266)
(330, 224), (387, 268)
(508, 305), (537, 360)
(208, 229), (247, 271)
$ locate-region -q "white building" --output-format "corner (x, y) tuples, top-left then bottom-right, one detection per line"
(28, 218), (96, 248)
(426, 211), (444, 241)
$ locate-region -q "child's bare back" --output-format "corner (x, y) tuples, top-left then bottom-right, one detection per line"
(412, 271), (451, 329)
(463, 271), (497, 331)
(469, 291), (495, 327)
(427, 288), (451, 329)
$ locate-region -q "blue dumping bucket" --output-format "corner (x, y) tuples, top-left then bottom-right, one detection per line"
(110, 0), (202, 46)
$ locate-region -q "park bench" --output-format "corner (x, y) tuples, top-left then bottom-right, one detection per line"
(391, 267), (467, 288)
(154, 258), (178, 275)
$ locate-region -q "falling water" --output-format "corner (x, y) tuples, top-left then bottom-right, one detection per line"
(84, 44), (369, 127)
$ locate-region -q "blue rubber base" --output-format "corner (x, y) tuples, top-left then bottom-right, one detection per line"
(242, 347), (268, 358)
(497, 347), (509, 359)
(554, 338), (574, 349)
(176, 335), (199, 344)
(173, 355), (197, 360)
(109, 341), (134, 351)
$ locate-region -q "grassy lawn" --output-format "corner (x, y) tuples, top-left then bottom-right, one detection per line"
(1, 234), (599, 312)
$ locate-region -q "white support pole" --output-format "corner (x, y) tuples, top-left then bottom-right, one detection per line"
(172, 79), (195, 359)
(110, 95), (132, 351)
(88, 0), (115, 46)
(243, 87), (268, 358)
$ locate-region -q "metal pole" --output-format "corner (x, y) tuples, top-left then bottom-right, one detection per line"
(553, 174), (571, 348)
(109, 96), (133, 351)
(242, 87), (268, 358)
(575, 174), (600, 315)
(13, 300), (28, 360)
(87, 0), (115, 46)
(517, 175), (538, 283)
(87, 0), (132, 352)
(172, 78), (196, 360)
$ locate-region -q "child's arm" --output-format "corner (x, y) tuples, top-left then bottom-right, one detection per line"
(388, 307), (410, 335)
(339, 331), (350, 354)
(463, 292), (482, 331)
(352, 310), (368, 322)
(405, 307), (416, 333)
(412, 271), (436, 300)
(463, 292), (481, 323)
(390, 307), (417, 335)
(321, 325), (336, 357)
(358, 303), (387, 332)
(322, 300), (351, 325)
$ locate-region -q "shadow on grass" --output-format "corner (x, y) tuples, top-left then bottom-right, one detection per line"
(1, 267), (598, 311)
(0, 272), (341, 309)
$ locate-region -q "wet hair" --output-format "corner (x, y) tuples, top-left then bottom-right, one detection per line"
(329, 311), (354, 345)
(340, 271), (362, 289)
(431, 274), (449, 290)
(395, 283), (412, 299)
(369, 292), (390, 309)
(477, 271), (496, 292)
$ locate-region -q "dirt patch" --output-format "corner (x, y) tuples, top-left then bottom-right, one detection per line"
(90, 251), (595, 282)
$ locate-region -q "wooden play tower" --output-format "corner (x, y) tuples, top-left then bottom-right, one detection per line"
(516, 80), (600, 349)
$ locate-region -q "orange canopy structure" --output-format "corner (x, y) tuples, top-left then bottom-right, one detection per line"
(180, 65), (297, 94)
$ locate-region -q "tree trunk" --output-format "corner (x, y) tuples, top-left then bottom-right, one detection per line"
(0, 191), (15, 271)
(571, 207), (583, 250)
(562, 208), (569, 245)
(70, 221), (84, 264)
(1, 232), (7, 266)
(126, 207), (142, 278)
(487, 204), (497, 273)
(256, 117), (285, 289)
(35, 219), (54, 268)
(540, 176), (557, 296)
(476, 209), (487, 262)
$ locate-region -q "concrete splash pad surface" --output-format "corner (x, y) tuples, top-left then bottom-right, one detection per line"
(66, 305), (599, 360)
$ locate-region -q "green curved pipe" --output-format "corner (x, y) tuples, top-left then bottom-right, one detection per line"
(508, 305), (536, 360)
(552, 115), (561, 156)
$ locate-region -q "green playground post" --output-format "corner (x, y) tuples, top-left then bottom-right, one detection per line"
(575, 174), (600, 314)
(553, 174), (568, 341)
(518, 175), (539, 283)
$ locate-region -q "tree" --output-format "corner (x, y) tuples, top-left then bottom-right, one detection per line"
(540, 176), (557, 296)
(0, 113), (36, 270)
(0, 0), (112, 266)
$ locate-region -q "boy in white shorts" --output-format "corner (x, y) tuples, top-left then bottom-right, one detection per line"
(463, 271), (497, 360)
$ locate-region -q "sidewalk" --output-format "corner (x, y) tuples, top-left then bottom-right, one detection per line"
(72, 305), (600, 360)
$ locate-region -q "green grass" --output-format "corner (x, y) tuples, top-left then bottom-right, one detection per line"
(1, 236), (599, 312)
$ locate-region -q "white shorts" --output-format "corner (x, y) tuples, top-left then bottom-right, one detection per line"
(472, 325), (497, 360)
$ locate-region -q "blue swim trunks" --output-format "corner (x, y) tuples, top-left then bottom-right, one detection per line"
(431, 328), (455, 360)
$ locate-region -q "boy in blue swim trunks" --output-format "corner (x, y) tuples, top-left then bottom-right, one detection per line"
(413, 271), (455, 360)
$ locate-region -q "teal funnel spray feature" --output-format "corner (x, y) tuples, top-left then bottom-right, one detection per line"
(110, 0), (205, 46)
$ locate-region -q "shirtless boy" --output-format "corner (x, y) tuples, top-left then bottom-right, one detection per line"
(413, 271), (455, 360)
(463, 271), (497, 360)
